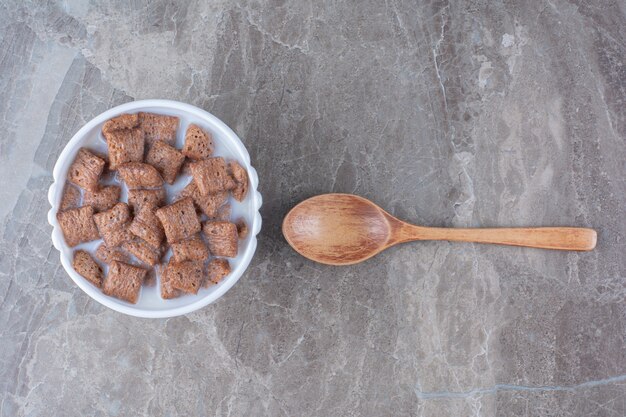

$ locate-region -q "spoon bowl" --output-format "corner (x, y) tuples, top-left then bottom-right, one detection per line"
(282, 194), (393, 265)
(282, 193), (597, 266)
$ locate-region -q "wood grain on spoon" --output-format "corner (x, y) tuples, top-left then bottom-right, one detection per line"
(282, 194), (597, 266)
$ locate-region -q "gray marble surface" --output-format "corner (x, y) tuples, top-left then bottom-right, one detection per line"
(1, 1), (624, 416)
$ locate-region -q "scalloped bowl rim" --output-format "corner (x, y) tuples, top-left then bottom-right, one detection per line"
(47, 99), (262, 318)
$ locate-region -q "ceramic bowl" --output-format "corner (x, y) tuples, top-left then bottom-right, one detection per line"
(47, 100), (262, 318)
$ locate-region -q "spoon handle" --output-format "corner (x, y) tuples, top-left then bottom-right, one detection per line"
(396, 225), (597, 251)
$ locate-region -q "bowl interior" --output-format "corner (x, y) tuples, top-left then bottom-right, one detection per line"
(48, 100), (261, 318)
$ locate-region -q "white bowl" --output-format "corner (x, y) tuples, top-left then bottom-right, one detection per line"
(47, 100), (262, 318)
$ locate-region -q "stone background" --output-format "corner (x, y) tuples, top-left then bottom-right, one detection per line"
(0, 1), (624, 416)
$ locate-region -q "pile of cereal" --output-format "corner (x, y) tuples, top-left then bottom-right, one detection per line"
(57, 112), (249, 303)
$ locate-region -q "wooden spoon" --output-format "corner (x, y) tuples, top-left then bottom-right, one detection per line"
(282, 193), (597, 265)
